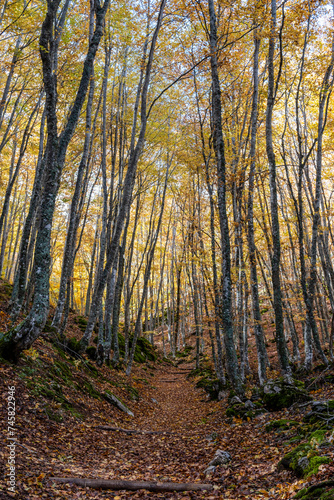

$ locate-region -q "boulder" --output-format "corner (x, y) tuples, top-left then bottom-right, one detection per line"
(278, 430), (330, 478)
(261, 378), (311, 411)
(244, 400), (256, 410)
(265, 419), (300, 433)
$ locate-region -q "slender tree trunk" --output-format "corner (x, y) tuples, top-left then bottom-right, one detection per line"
(247, 32), (268, 385)
(207, 0), (242, 394)
(266, 0), (290, 374)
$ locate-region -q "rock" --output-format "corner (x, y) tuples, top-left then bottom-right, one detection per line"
(278, 430), (330, 478)
(218, 391), (228, 401)
(204, 465), (216, 476)
(209, 450), (231, 466)
(196, 375), (225, 400)
(230, 396), (242, 405)
(244, 400), (256, 410)
(261, 378), (311, 411)
(226, 400), (266, 420)
(103, 392), (134, 417)
(303, 400), (334, 426)
(311, 400), (328, 412)
(297, 456), (309, 473)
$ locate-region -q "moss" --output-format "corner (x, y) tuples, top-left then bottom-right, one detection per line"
(126, 385), (139, 401)
(134, 349), (146, 363)
(66, 337), (81, 354)
(136, 337), (157, 362)
(175, 345), (193, 358)
(321, 490), (334, 500)
(74, 316), (88, 332)
(49, 360), (74, 386)
(77, 379), (101, 399)
(278, 427), (330, 478)
(295, 486), (334, 500)
(309, 430), (327, 444)
(278, 443), (311, 476)
(196, 375), (224, 400)
(328, 400), (334, 410)
(83, 362), (99, 378)
(52, 341), (68, 359)
(266, 419), (300, 432)
(287, 436), (302, 444)
(67, 407), (83, 419)
(43, 321), (58, 334)
(303, 400), (334, 427)
(304, 456), (330, 477)
(226, 402), (265, 420)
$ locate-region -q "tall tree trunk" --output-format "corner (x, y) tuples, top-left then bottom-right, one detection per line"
(207, 0), (243, 394)
(265, 0), (290, 374)
(247, 32), (268, 385)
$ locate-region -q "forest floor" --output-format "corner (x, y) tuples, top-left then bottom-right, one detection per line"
(0, 281), (334, 499)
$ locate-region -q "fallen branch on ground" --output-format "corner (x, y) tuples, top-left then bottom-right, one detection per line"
(50, 478), (213, 492)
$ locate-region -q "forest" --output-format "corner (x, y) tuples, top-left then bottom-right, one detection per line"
(1, 0), (334, 498)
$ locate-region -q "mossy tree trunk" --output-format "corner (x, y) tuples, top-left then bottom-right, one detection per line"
(0, 0), (111, 361)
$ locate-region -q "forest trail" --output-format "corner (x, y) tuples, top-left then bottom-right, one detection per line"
(1, 342), (334, 500)
(69, 362), (224, 499)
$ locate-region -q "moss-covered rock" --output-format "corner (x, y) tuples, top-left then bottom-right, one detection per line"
(175, 345), (193, 358)
(294, 483), (334, 500)
(303, 400), (334, 427)
(196, 375), (225, 400)
(43, 321), (58, 334)
(116, 333), (157, 363)
(266, 419), (300, 432)
(261, 377), (311, 411)
(226, 400), (266, 420)
(278, 429), (330, 477)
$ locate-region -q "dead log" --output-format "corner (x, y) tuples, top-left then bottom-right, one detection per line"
(95, 425), (174, 435)
(102, 392), (134, 416)
(50, 478), (213, 492)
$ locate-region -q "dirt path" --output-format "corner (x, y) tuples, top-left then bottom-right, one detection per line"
(67, 363), (222, 499)
(27, 362), (223, 499)
(3, 356), (330, 500)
